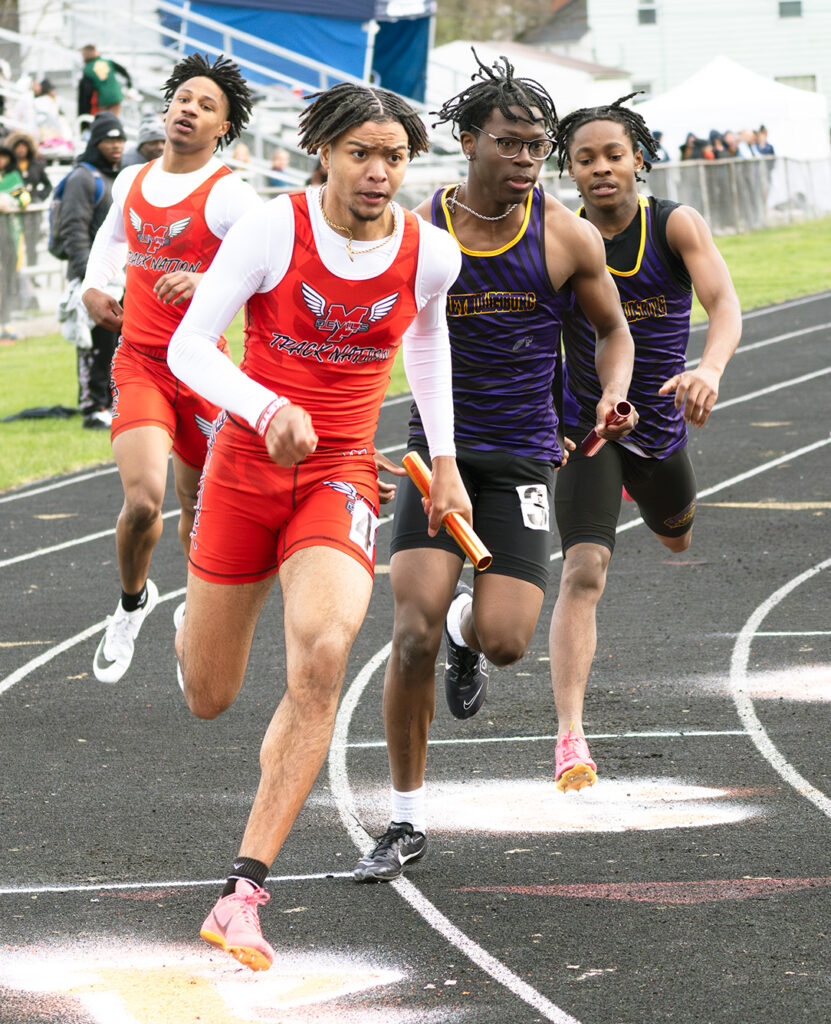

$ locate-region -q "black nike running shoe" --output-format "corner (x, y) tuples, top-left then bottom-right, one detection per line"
(444, 582), (489, 719)
(352, 822), (426, 882)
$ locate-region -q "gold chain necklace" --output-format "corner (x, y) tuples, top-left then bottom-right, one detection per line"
(318, 186), (397, 262)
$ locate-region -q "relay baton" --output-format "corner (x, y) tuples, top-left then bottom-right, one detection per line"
(402, 451), (493, 570)
(580, 400), (633, 457)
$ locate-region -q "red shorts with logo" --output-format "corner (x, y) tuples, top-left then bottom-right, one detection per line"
(110, 337), (230, 469)
(188, 414), (380, 585)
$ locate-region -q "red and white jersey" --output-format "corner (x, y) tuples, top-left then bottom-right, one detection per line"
(82, 156), (261, 347)
(168, 186), (462, 458)
(242, 192), (420, 448)
(121, 160), (230, 348)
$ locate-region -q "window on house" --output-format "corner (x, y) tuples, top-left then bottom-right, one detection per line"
(776, 74), (816, 92)
(638, 2), (657, 25)
(778, 1), (802, 16)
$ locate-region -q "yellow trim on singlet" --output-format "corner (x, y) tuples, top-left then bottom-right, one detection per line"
(577, 193), (648, 278)
(439, 183), (535, 257)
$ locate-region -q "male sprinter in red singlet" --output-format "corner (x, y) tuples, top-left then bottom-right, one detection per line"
(82, 54), (259, 684)
(166, 83), (469, 970)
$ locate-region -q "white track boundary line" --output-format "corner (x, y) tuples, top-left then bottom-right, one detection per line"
(0, 871), (352, 898)
(340, 728), (748, 750)
(0, 509), (180, 570)
(2, 294), (827, 507)
(0, 587), (185, 698)
(729, 557), (831, 820)
(329, 644), (581, 1024)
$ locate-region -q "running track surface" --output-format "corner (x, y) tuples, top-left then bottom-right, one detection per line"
(1, 293), (829, 1024)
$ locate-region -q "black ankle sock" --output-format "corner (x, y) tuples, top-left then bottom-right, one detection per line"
(121, 584), (147, 613)
(223, 856), (269, 897)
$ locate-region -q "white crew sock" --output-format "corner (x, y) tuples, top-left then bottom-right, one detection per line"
(445, 588), (472, 648)
(391, 785), (426, 834)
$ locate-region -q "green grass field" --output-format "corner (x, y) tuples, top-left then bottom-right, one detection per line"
(2, 216), (829, 493)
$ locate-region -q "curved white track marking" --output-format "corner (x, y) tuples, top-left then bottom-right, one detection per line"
(329, 644), (582, 1024)
(0, 466), (119, 504)
(0, 587), (185, 697)
(729, 556), (831, 820)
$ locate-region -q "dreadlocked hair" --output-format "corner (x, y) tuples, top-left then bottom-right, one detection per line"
(431, 48), (558, 140)
(163, 52), (253, 149)
(298, 83), (429, 160)
(556, 92), (658, 180)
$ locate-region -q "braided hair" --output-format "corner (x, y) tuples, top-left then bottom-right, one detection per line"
(556, 92), (658, 180)
(431, 48), (558, 139)
(163, 53), (253, 149)
(298, 83), (429, 160)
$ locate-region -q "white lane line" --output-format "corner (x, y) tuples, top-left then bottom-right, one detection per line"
(729, 556), (831, 820)
(0, 510), (181, 569)
(3, 438), (828, 697)
(0, 587), (185, 698)
(329, 644), (582, 1024)
(0, 466), (119, 504)
(340, 729), (748, 750)
(0, 871), (353, 898)
(686, 320), (831, 368)
(3, 294), (827, 508)
(549, 436), (831, 562)
(714, 366), (831, 411)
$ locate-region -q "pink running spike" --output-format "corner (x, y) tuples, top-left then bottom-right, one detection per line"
(555, 727), (598, 793)
(200, 878), (275, 971)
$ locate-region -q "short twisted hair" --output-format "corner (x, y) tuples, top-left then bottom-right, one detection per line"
(163, 52), (253, 149)
(556, 93), (658, 179)
(431, 48), (558, 140)
(298, 83), (429, 160)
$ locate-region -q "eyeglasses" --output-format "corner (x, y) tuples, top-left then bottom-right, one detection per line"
(471, 126), (555, 161)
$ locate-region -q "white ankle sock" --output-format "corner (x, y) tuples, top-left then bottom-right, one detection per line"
(391, 785), (426, 834)
(445, 589), (472, 647)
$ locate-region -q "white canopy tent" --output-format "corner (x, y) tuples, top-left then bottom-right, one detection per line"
(635, 56), (830, 161)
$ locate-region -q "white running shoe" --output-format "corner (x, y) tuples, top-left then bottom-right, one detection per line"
(173, 601), (186, 630)
(173, 601), (186, 691)
(93, 579), (159, 683)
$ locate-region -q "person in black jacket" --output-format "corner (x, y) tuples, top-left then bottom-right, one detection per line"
(7, 132), (51, 270)
(57, 110), (125, 428)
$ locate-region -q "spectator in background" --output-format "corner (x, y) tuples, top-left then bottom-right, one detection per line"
(756, 125), (774, 156)
(78, 44), (132, 118)
(721, 130), (742, 158)
(268, 145), (292, 188)
(709, 130), (726, 159)
(0, 144), (30, 339)
(55, 111), (125, 428)
(121, 114), (166, 166)
(7, 132), (52, 272)
(306, 156), (327, 185)
(35, 78), (73, 151)
(230, 140), (252, 181)
(650, 130), (671, 163)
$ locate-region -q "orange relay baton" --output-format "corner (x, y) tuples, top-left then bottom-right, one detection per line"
(402, 451), (492, 570)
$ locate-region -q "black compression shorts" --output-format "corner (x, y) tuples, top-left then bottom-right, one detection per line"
(390, 445), (556, 591)
(554, 432), (696, 556)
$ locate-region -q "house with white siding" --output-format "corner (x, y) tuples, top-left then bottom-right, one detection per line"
(523, 0), (830, 121)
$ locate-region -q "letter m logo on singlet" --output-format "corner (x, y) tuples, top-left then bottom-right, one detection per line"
(129, 208), (191, 254)
(301, 282), (399, 342)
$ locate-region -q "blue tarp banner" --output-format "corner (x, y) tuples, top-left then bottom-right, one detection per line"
(184, 3), (368, 84)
